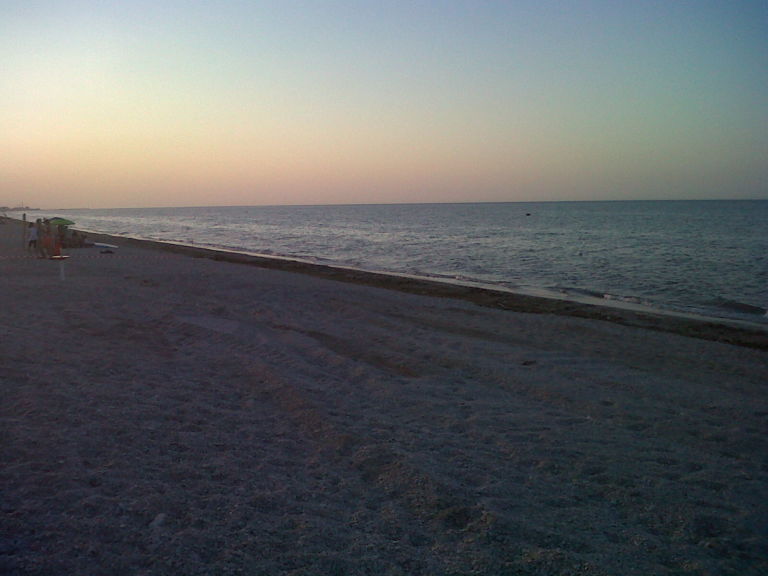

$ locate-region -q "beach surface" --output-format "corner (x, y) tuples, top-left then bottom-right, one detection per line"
(1, 217), (767, 575)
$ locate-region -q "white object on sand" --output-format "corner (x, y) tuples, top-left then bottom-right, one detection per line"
(49, 254), (70, 280)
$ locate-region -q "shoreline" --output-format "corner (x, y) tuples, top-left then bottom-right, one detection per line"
(80, 228), (768, 350)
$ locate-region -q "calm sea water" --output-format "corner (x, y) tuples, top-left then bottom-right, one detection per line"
(36, 201), (768, 325)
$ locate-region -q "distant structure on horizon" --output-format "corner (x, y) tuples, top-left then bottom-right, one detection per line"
(3, 205), (40, 211)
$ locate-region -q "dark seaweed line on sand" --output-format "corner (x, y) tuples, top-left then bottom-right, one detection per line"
(85, 232), (768, 351)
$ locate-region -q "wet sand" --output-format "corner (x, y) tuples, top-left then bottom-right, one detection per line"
(2, 217), (767, 575)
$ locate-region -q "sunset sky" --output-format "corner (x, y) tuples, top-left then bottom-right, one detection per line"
(2, 1), (767, 209)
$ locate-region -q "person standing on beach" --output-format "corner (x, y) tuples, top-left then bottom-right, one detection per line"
(27, 222), (38, 253)
(36, 219), (48, 258)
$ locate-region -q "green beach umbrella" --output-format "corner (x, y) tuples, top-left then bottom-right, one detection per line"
(49, 217), (75, 226)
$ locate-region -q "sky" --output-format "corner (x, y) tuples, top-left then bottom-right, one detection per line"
(1, 1), (767, 209)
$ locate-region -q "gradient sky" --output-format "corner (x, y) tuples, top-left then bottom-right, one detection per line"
(2, 1), (767, 208)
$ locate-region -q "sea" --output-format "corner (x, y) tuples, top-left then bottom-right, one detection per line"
(32, 200), (768, 326)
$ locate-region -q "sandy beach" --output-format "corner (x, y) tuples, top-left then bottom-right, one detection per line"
(1, 217), (766, 575)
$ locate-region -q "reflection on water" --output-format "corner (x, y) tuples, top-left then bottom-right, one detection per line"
(37, 201), (768, 324)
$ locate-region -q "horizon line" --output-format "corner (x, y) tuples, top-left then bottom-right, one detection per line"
(20, 196), (768, 211)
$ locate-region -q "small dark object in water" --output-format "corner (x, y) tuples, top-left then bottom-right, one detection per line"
(100, 249), (114, 254)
